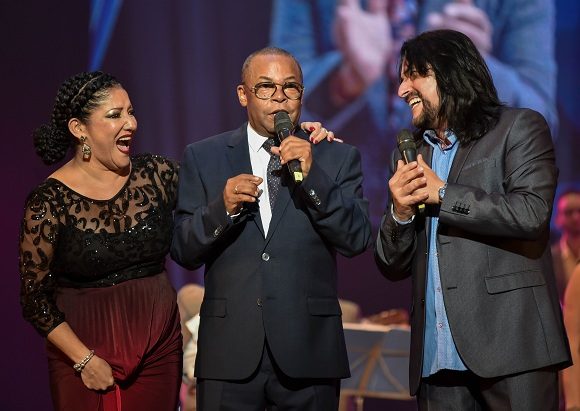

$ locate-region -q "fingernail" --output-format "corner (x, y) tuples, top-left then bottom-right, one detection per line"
(309, 136), (314, 142)
(309, 127), (315, 131)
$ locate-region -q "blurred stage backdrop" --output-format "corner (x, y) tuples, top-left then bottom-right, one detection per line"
(2, 1), (578, 410)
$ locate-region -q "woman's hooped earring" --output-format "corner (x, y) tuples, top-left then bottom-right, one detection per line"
(80, 136), (92, 160)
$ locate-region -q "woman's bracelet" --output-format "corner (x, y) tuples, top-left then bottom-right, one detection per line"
(73, 350), (95, 372)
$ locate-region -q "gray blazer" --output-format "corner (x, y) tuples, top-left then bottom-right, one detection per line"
(171, 124), (371, 380)
(375, 107), (570, 395)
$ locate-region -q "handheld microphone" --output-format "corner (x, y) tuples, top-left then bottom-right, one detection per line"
(397, 129), (417, 163)
(274, 111), (303, 183)
(396, 129), (425, 211)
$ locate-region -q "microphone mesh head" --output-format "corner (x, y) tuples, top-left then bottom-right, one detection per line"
(396, 129), (414, 145)
(398, 139), (416, 151)
(396, 129), (417, 163)
(274, 111), (293, 134)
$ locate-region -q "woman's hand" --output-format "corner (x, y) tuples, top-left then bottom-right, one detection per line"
(80, 354), (115, 391)
(45, 323), (116, 392)
(300, 122), (343, 144)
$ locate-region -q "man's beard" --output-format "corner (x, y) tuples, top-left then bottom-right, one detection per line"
(412, 96), (439, 130)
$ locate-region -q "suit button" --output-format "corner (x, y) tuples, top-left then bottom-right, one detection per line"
(261, 252), (270, 261)
(257, 298), (263, 307)
(213, 226), (223, 237)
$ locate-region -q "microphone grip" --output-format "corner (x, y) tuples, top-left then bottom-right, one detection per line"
(401, 149), (417, 164)
(399, 143), (423, 211)
(287, 159), (303, 183)
(277, 128), (303, 184)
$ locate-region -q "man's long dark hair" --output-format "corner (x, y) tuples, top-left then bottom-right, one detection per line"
(399, 30), (503, 144)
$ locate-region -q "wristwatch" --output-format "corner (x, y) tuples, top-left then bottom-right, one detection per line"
(438, 183), (447, 204)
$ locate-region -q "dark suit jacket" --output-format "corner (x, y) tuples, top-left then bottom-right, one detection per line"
(375, 108), (571, 395)
(171, 123), (371, 380)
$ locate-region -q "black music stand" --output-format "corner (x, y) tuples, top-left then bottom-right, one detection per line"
(341, 323), (413, 411)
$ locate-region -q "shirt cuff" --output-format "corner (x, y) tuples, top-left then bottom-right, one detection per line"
(226, 208), (242, 221)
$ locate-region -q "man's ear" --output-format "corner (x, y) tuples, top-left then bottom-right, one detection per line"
(237, 85), (248, 107)
(68, 118), (85, 140)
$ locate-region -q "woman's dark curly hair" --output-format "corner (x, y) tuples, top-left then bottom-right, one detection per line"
(33, 71), (121, 165)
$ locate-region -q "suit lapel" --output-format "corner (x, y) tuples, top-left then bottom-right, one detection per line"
(227, 124), (265, 236)
(265, 174), (297, 243)
(447, 142), (474, 184)
(226, 124), (253, 176)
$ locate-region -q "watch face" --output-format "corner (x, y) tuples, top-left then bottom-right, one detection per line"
(438, 185), (446, 201)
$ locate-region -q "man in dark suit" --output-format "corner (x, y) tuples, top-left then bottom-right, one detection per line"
(171, 47), (371, 410)
(374, 30), (570, 410)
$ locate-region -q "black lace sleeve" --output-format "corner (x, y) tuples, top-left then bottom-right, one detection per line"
(149, 154), (179, 210)
(19, 186), (65, 337)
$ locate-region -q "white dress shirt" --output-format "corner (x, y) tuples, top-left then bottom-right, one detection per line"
(247, 124), (275, 236)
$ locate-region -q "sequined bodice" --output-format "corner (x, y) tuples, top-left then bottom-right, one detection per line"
(19, 154), (178, 336)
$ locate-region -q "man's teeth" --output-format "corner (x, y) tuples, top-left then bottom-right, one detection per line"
(409, 97), (422, 107)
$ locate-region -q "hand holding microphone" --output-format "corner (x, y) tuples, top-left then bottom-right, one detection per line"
(392, 129), (446, 216)
(396, 129), (425, 213)
(273, 111), (312, 182)
(388, 129), (429, 220)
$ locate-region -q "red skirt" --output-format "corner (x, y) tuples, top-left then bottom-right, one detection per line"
(47, 272), (182, 411)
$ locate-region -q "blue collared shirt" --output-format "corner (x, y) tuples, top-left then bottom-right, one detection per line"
(421, 130), (467, 377)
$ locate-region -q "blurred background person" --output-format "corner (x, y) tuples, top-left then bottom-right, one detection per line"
(177, 284), (205, 411)
(564, 263), (580, 411)
(271, 0), (557, 225)
(553, 187), (580, 301)
(557, 187), (580, 410)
